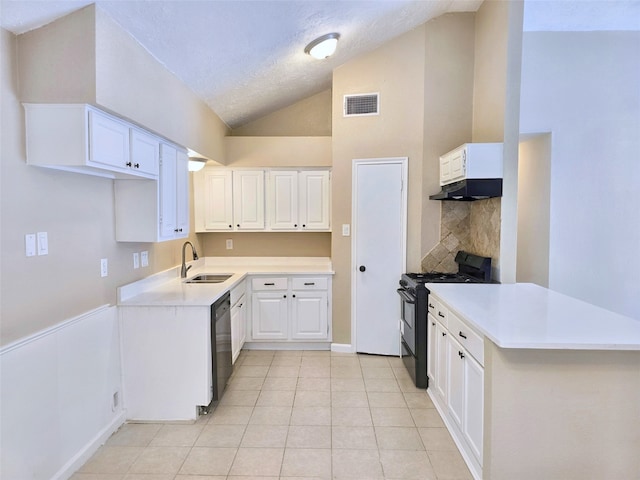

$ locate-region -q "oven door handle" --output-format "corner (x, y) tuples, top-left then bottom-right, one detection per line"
(397, 288), (415, 304)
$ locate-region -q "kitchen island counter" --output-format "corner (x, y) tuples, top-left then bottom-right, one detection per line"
(426, 282), (640, 350)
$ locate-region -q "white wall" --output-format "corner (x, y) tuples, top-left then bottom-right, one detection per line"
(519, 31), (640, 319)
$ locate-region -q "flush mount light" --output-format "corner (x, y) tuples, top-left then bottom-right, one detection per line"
(304, 32), (340, 59)
(187, 157), (207, 172)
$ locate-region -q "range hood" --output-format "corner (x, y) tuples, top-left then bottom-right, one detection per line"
(429, 178), (503, 201)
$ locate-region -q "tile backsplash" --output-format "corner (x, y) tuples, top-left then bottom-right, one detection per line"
(421, 198), (501, 274)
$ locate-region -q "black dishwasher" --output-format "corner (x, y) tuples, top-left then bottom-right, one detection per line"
(211, 292), (232, 402)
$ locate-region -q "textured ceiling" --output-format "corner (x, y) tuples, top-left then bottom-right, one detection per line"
(1, 1), (637, 128)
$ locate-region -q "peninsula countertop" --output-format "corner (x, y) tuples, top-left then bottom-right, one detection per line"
(118, 257), (334, 307)
(426, 282), (640, 350)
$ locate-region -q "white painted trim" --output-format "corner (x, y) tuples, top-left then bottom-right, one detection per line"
(0, 304), (112, 355)
(331, 343), (354, 353)
(351, 157), (408, 354)
(51, 412), (126, 480)
(243, 342), (330, 351)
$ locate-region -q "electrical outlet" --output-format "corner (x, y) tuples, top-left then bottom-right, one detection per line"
(141, 251), (149, 267)
(342, 224), (350, 236)
(100, 258), (108, 277)
(133, 252), (140, 269)
(226, 239), (233, 250)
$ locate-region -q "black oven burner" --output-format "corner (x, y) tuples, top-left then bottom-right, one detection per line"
(398, 250), (492, 388)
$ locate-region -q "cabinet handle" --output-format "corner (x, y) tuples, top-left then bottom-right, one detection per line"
(459, 351), (465, 359)
(459, 332), (467, 339)
(438, 312), (445, 318)
(264, 282), (275, 286)
(126, 161), (132, 167)
(429, 303), (435, 308)
(134, 163), (140, 168)
(304, 282), (315, 286)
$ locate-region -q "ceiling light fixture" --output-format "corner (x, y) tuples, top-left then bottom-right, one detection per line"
(187, 157), (207, 172)
(304, 32), (340, 60)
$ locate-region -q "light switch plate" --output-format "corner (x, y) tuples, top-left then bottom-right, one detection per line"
(25, 234), (36, 257)
(141, 251), (149, 267)
(100, 258), (108, 277)
(133, 252), (140, 269)
(37, 232), (48, 255)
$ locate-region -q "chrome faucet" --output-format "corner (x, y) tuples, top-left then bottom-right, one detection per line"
(181, 241), (199, 278)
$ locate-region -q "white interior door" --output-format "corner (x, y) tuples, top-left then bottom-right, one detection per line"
(353, 158), (407, 355)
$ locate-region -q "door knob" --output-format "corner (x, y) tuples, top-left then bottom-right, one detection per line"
(359, 265), (366, 272)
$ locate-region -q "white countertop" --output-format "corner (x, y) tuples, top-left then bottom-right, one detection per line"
(427, 283), (640, 350)
(118, 257), (334, 307)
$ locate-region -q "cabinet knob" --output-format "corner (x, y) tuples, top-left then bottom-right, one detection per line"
(283, 294), (287, 298)
(126, 162), (132, 167)
(237, 224), (240, 227)
(302, 224), (306, 228)
(294, 224), (298, 227)
(229, 225), (232, 228)
(442, 332), (446, 337)
(292, 294), (296, 298)
(432, 322), (435, 326)
(134, 163), (140, 168)
(359, 265), (366, 272)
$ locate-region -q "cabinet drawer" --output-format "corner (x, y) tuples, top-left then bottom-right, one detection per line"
(447, 312), (484, 366)
(291, 277), (328, 290)
(252, 277), (287, 291)
(231, 281), (247, 306)
(432, 298), (448, 329)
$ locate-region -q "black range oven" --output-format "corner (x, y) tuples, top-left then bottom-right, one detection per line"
(398, 250), (492, 388)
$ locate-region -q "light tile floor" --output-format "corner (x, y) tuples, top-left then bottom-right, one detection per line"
(71, 350), (473, 480)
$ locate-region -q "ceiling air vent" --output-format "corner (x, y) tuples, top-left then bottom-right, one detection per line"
(343, 93), (379, 117)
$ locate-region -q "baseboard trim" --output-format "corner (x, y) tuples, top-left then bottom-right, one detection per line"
(52, 411), (126, 480)
(331, 343), (355, 353)
(243, 342), (330, 351)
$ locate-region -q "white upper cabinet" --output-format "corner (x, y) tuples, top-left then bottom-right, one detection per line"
(233, 170), (265, 230)
(114, 143), (189, 242)
(268, 171), (299, 230)
(268, 170), (330, 231)
(439, 143), (503, 186)
(196, 167), (330, 233)
(24, 104), (159, 179)
(299, 170), (330, 230)
(130, 128), (161, 176)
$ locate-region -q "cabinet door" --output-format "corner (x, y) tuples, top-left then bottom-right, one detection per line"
(450, 148), (465, 183)
(203, 169), (234, 230)
(435, 322), (448, 402)
(88, 109), (130, 170)
(291, 291), (328, 340)
(233, 170), (265, 230)
(130, 128), (160, 175)
(251, 292), (288, 340)
(231, 303), (241, 364)
(175, 149), (189, 238)
(238, 298), (246, 349)
(446, 335), (465, 431)
(159, 144), (178, 240)
(269, 171), (298, 230)
(464, 353), (484, 462)
(427, 314), (437, 387)
(299, 171), (330, 230)
(439, 155), (452, 185)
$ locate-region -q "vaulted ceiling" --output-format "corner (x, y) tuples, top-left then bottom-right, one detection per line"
(1, 0), (637, 128)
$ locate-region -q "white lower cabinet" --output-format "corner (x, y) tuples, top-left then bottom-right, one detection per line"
(248, 275), (331, 344)
(428, 296), (484, 479)
(231, 282), (247, 364)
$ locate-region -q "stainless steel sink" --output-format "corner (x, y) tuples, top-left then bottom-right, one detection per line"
(185, 274), (233, 284)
